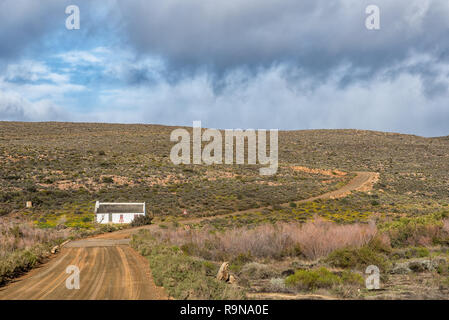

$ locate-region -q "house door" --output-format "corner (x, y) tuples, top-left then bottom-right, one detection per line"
(119, 214), (124, 223)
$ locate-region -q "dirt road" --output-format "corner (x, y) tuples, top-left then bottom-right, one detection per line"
(0, 240), (167, 300)
(0, 171), (377, 300)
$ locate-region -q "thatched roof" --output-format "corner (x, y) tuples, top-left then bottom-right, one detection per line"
(96, 203), (145, 214)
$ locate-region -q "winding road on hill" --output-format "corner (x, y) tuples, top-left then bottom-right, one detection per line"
(0, 171), (378, 300)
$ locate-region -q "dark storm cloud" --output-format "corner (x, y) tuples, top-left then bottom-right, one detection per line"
(117, 0), (449, 77)
(0, 0), (119, 64)
(1, 0), (449, 137)
(0, 0), (62, 60)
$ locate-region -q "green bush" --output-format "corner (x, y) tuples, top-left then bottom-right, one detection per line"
(202, 261), (219, 276)
(102, 177), (114, 184)
(229, 253), (253, 273)
(437, 261), (449, 275)
(340, 270), (364, 286)
(0, 244), (51, 285)
(285, 267), (364, 292)
(379, 211), (449, 247)
(130, 215), (153, 227)
(326, 245), (390, 271)
(180, 242), (199, 256)
(405, 247), (430, 259)
(285, 267), (341, 290)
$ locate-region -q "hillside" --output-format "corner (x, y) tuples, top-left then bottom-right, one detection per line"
(1, 122), (448, 225)
(2, 121), (449, 299)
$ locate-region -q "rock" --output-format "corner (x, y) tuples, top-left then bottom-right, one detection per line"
(390, 258), (447, 274)
(281, 269), (295, 277)
(391, 262), (411, 274)
(50, 240), (71, 254)
(50, 245), (59, 254)
(216, 262), (236, 284)
(216, 262), (230, 282)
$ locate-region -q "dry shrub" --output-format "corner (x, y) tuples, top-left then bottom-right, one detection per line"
(150, 218), (378, 260)
(443, 219), (449, 234)
(0, 220), (70, 258)
(407, 224), (441, 247)
(240, 262), (276, 279)
(388, 223), (442, 247)
(289, 218), (377, 259)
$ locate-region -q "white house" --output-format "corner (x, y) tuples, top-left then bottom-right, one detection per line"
(95, 201), (146, 224)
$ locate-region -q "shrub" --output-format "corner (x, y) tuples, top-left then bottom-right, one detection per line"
(285, 267), (364, 292)
(240, 262), (276, 279)
(380, 212), (448, 247)
(99, 224), (120, 233)
(202, 261), (219, 276)
(0, 244), (52, 285)
(325, 243), (390, 272)
(229, 253), (253, 273)
(285, 267), (342, 290)
(437, 261), (449, 275)
(267, 278), (290, 293)
(102, 177), (114, 184)
(405, 247), (430, 259)
(409, 261), (427, 273)
(439, 277), (449, 289)
(180, 242), (198, 256)
(0, 221), (70, 257)
(291, 218), (377, 260)
(340, 270), (364, 286)
(130, 215), (153, 227)
(145, 218), (378, 261)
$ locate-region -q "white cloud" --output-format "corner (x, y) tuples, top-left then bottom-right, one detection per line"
(0, 58), (86, 121)
(81, 55), (449, 137)
(0, 90), (67, 121)
(55, 50), (103, 66)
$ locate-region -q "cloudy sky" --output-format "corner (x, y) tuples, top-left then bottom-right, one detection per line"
(0, 0), (448, 136)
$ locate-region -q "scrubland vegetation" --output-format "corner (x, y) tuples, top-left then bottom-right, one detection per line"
(0, 218), (70, 285)
(147, 218), (376, 261)
(132, 210), (449, 299)
(1, 122), (449, 298)
(132, 235), (245, 299)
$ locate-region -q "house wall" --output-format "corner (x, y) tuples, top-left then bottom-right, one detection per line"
(96, 212), (145, 224)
